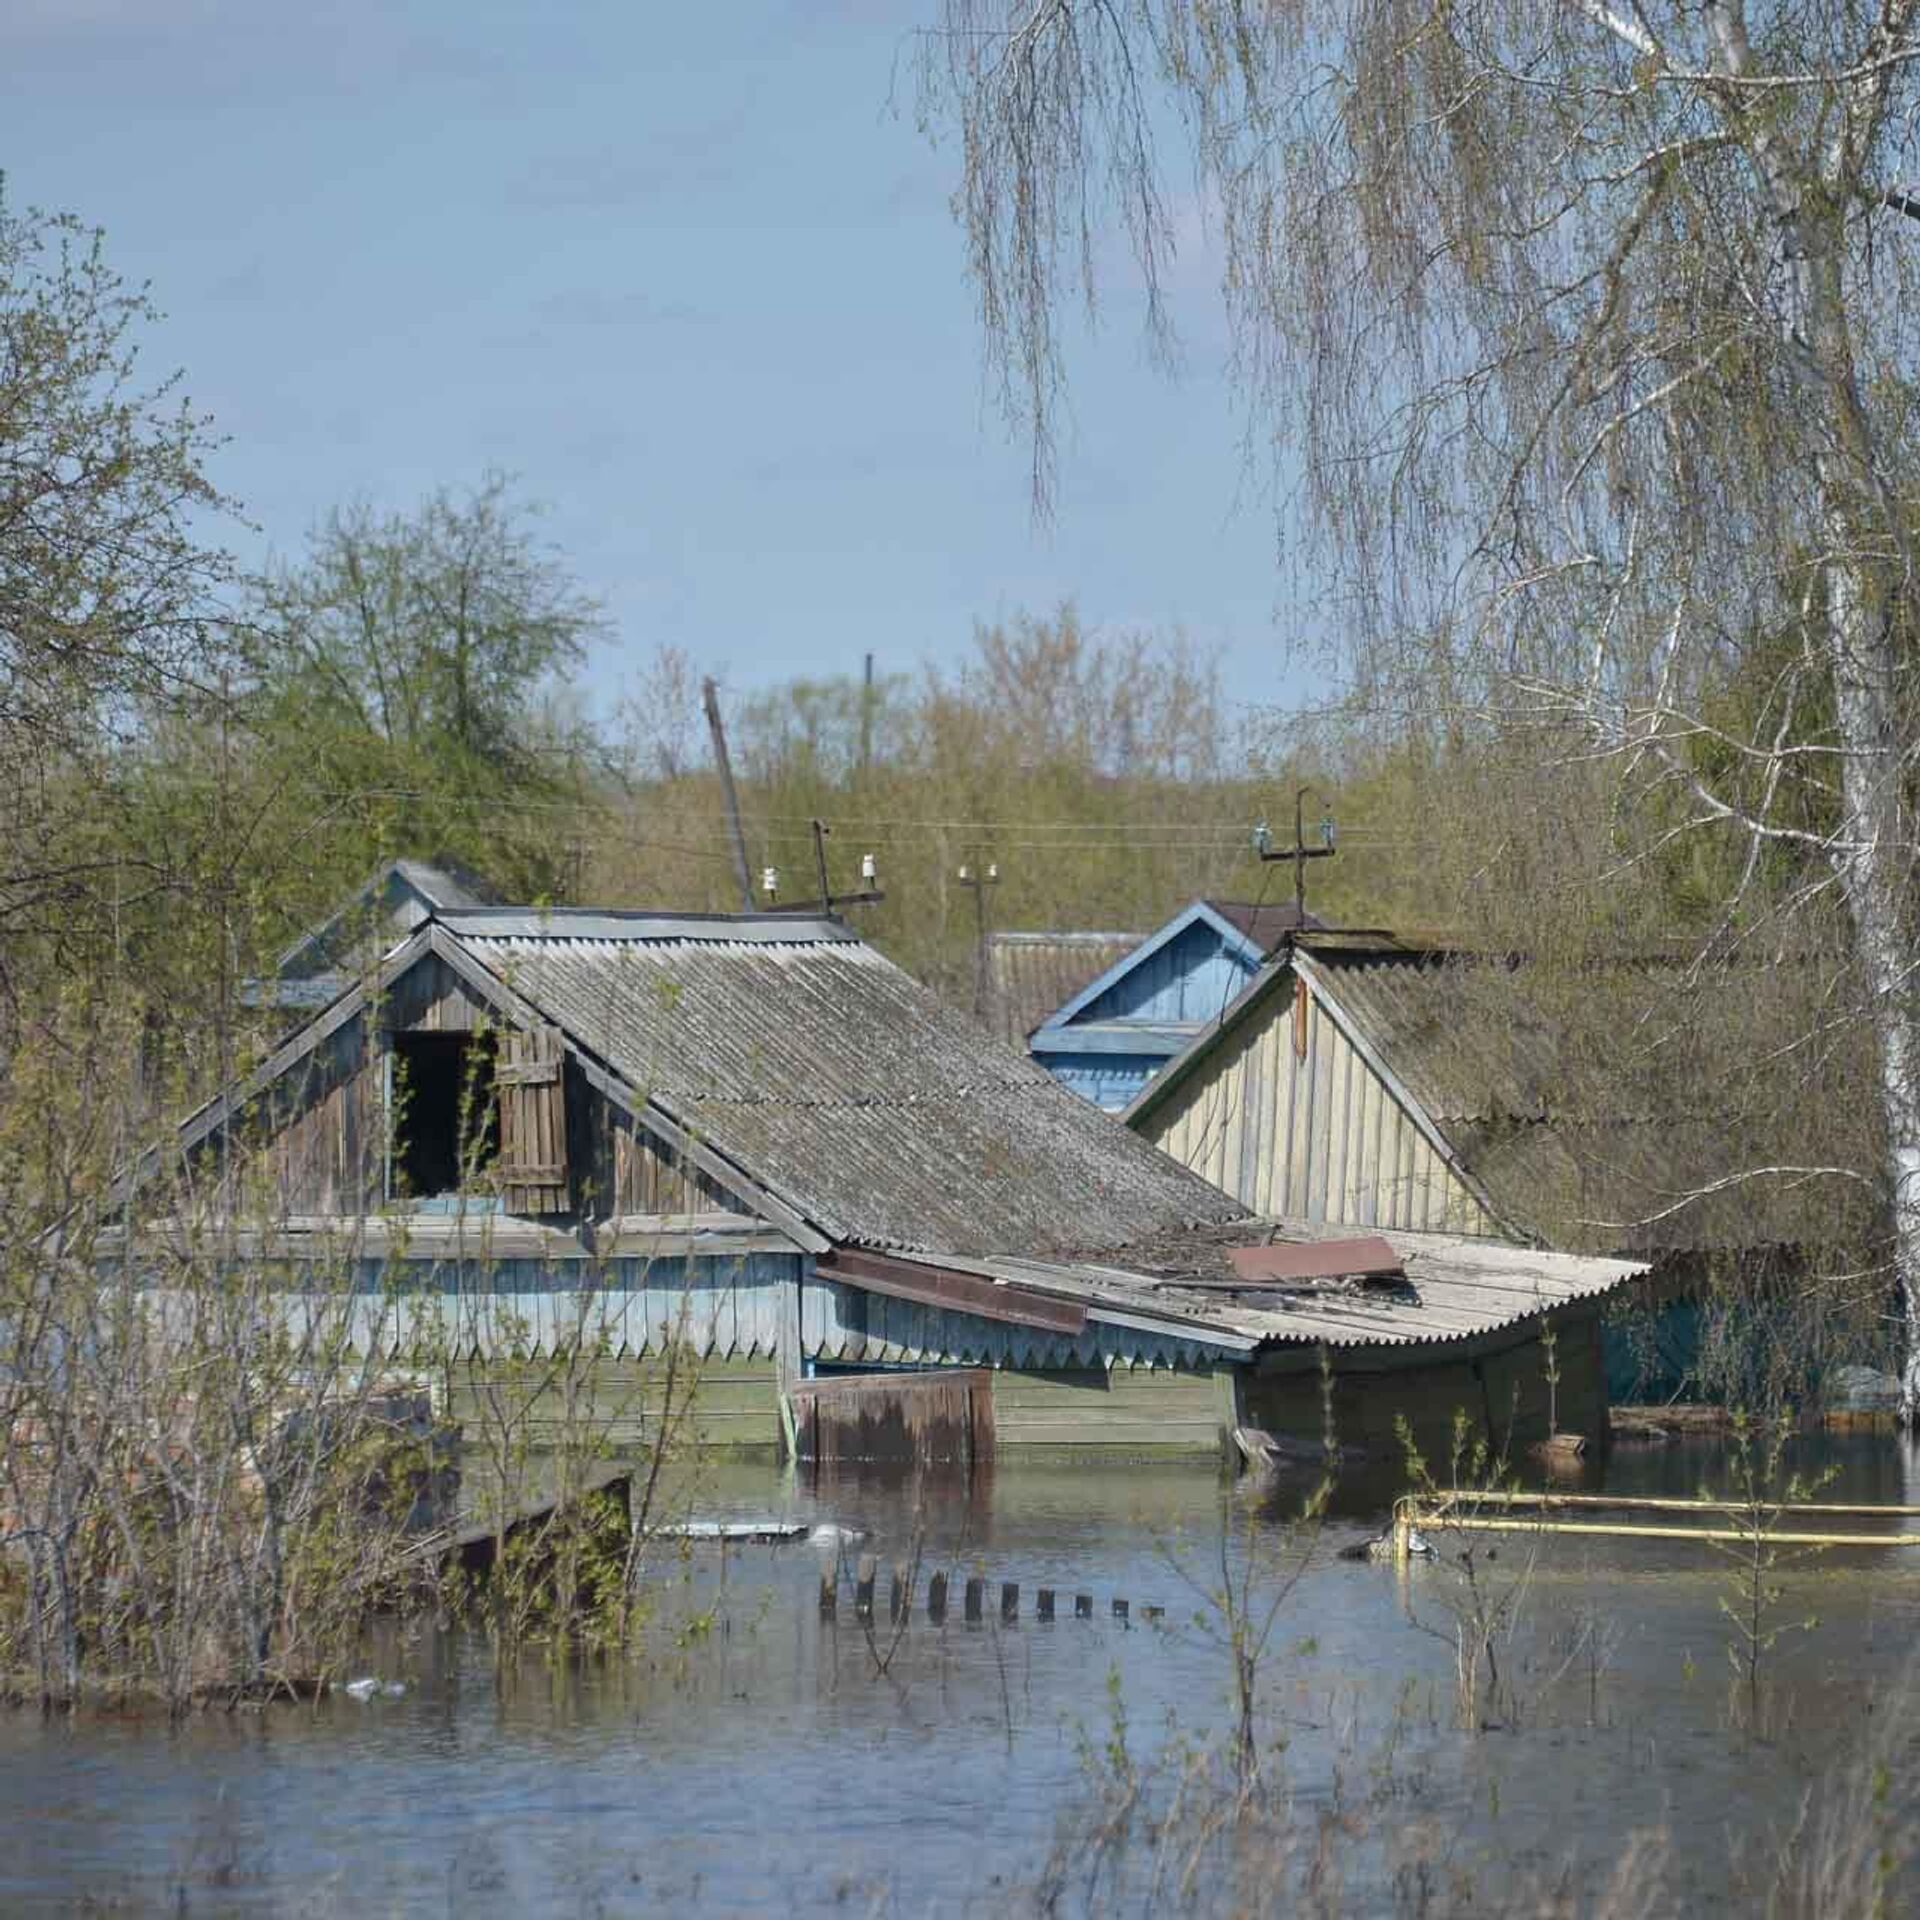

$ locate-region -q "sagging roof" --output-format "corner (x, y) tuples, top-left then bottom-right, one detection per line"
(870, 1219), (1643, 1353)
(424, 909), (1250, 1262)
(983, 930), (1144, 1046)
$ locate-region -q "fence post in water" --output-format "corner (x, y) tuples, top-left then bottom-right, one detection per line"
(1036, 1588), (1055, 1622)
(1001, 1581), (1019, 1623)
(964, 1576), (985, 1622)
(855, 1555), (877, 1620)
(1074, 1593), (1093, 1620)
(928, 1571), (948, 1621)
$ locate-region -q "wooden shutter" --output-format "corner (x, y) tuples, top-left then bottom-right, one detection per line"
(495, 1024), (570, 1214)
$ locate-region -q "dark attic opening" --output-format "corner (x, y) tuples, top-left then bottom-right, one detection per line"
(392, 1031), (499, 1200)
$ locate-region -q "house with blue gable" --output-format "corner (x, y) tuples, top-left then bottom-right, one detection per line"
(1027, 898), (1320, 1110)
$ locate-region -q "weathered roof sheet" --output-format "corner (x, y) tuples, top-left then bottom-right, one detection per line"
(445, 917), (1247, 1260)
(984, 930), (1144, 1045)
(1297, 943), (1878, 1254)
(1298, 947), (1558, 1124)
(893, 1219), (1643, 1352)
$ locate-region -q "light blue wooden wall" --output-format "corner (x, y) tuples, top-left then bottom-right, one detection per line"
(1035, 1053), (1163, 1111)
(1074, 920), (1255, 1027)
(244, 1248), (1227, 1370)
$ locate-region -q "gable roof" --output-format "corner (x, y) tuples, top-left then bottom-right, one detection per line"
(209, 908), (1251, 1264)
(1034, 899), (1273, 1039)
(269, 858), (500, 1004)
(1128, 931), (1878, 1257)
(983, 930), (1144, 1045)
(1204, 898), (1324, 951)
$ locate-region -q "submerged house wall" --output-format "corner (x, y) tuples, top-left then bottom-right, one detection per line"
(170, 913), (1640, 1469)
(1239, 1307), (1610, 1461)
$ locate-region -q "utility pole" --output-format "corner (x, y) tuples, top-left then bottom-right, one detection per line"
(764, 818), (886, 915)
(702, 676), (754, 912)
(859, 651), (875, 778)
(956, 859), (1000, 1019)
(1255, 787), (1336, 920)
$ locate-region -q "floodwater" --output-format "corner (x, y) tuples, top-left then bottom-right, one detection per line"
(5, 1433), (1920, 1915)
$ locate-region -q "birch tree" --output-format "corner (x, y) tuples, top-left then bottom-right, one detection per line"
(926, 2), (1920, 1414)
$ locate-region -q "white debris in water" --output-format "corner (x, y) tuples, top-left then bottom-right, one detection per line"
(342, 1676), (407, 1701)
(807, 1522), (866, 1547)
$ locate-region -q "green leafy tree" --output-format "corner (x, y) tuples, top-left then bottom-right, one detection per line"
(248, 475), (605, 902)
(0, 186), (235, 997)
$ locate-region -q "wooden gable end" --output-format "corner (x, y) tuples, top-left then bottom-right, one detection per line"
(574, 1084), (755, 1221)
(1134, 969), (1500, 1235)
(182, 937), (786, 1234)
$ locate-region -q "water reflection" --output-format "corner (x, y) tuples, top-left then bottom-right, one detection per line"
(2, 1433), (1917, 1914)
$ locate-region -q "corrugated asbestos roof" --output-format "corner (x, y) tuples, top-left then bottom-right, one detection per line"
(894, 1220), (1643, 1351)
(1295, 945), (1878, 1254)
(984, 930), (1144, 1044)
(1300, 949), (1558, 1124)
(448, 920), (1248, 1260)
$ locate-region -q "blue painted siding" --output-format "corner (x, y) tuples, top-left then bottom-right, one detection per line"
(1076, 921), (1254, 1025)
(196, 1245), (1235, 1371)
(798, 1270), (1229, 1371)
(1030, 907), (1265, 1107)
(1037, 1052), (1163, 1111)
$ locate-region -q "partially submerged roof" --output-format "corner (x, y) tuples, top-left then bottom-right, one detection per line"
(174, 902), (1658, 1360)
(871, 1219), (1643, 1353)
(983, 930), (1144, 1045)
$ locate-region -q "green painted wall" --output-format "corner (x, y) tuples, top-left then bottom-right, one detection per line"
(992, 1364), (1231, 1453)
(1241, 1310), (1608, 1464)
(444, 1352), (783, 1455)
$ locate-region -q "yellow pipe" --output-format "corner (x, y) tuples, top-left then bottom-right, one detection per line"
(1410, 1514), (1920, 1548)
(1422, 1491), (1920, 1519)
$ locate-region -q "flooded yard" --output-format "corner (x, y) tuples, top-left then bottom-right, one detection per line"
(4, 1433), (1919, 1915)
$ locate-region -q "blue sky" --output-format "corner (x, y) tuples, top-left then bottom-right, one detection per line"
(10, 0), (1312, 714)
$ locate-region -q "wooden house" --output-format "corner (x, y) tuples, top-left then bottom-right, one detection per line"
(1025, 899), (1319, 1111)
(143, 908), (1642, 1462)
(1127, 929), (1873, 1406)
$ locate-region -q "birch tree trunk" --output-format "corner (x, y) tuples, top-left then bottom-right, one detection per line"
(1714, 0), (1920, 1418)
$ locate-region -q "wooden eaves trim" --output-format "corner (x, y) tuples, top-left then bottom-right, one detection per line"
(814, 1246), (1089, 1335)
